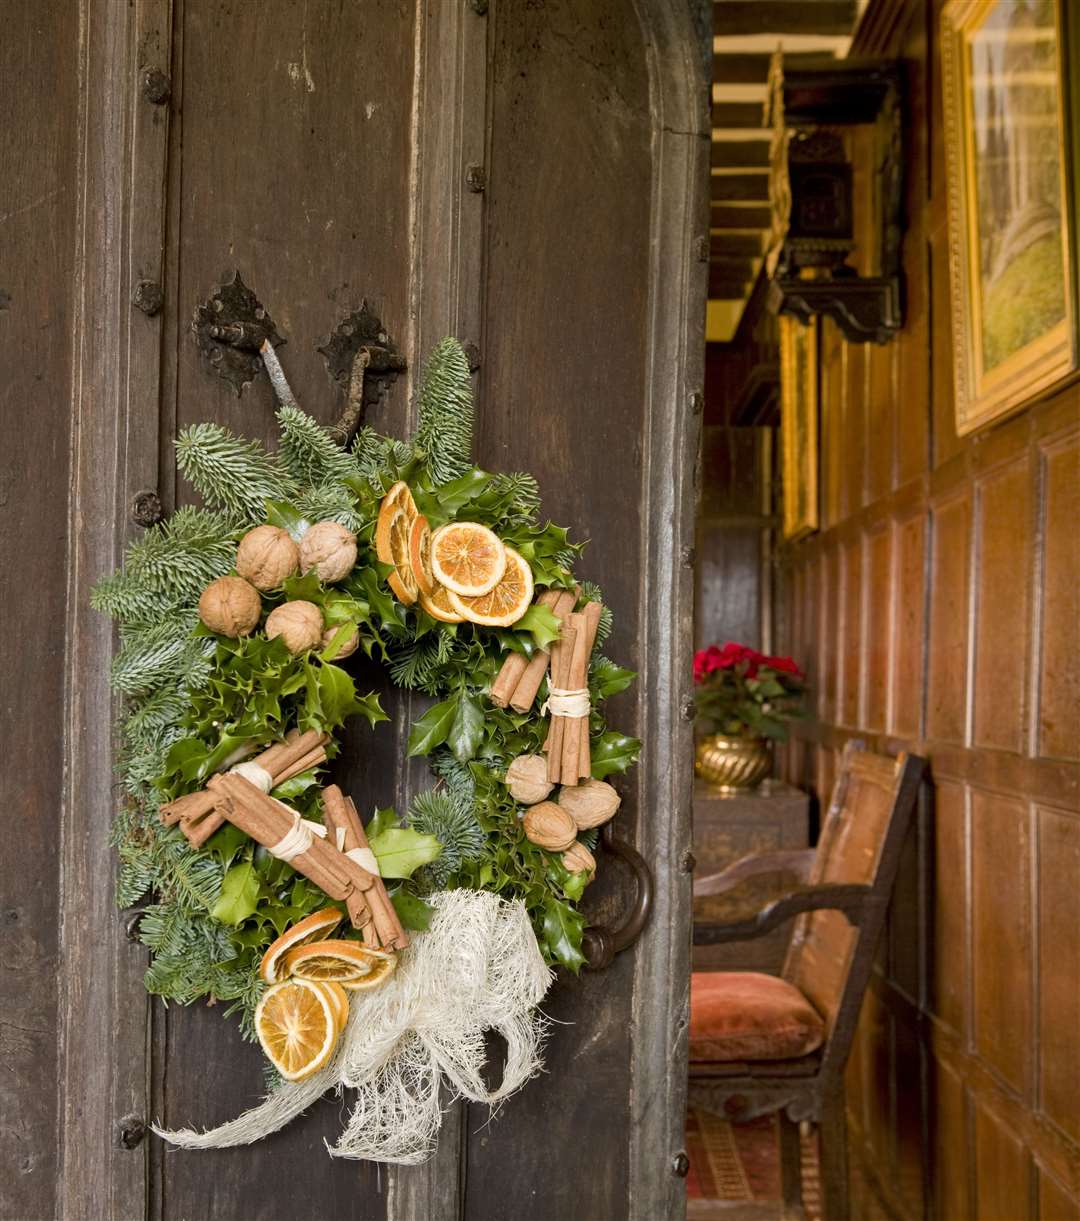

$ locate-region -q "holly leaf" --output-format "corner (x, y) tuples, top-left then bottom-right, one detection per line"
(407, 695), (458, 756)
(590, 656), (636, 700)
(389, 888), (435, 931)
(266, 500), (313, 543)
(366, 807), (400, 838)
(541, 895), (586, 972)
(369, 828), (443, 879)
(513, 603), (562, 650)
(211, 861), (260, 927)
(448, 692), (485, 763)
(270, 769), (322, 800)
(205, 823), (249, 868)
(281, 571), (324, 603)
(589, 731), (642, 779)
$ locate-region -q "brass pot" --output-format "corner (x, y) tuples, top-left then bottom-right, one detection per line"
(694, 734), (771, 792)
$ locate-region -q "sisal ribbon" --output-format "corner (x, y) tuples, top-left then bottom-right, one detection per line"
(229, 760), (274, 793)
(540, 686), (591, 719)
(270, 812), (328, 863)
(334, 827), (380, 876)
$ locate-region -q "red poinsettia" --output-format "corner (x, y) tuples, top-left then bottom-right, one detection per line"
(692, 641), (805, 740)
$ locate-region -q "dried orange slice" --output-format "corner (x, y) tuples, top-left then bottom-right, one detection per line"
(376, 503), (419, 605)
(382, 479), (418, 520)
(430, 522), (506, 597)
(312, 979), (350, 1033)
(346, 950), (397, 992)
(259, 908), (344, 984)
(448, 547), (534, 627)
(283, 939), (394, 991)
(255, 978), (340, 1081)
(419, 583), (465, 624)
(408, 515), (436, 597)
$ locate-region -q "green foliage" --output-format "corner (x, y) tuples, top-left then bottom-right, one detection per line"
(276, 404), (357, 486)
(414, 337), (474, 486)
(97, 337), (642, 1028)
(176, 423), (296, 519)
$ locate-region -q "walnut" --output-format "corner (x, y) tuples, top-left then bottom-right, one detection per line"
(522, 802), (577, 852)
(198, 575), (261, 637)
(505, 754), (554, 805)
(299, 521), (357, 583)
(557, 779), (621, 830)
(562, 841), (596, 880)
(236, 524), (299, 591)
(321, 623), (359, 660)
(265, 600), (323, 654)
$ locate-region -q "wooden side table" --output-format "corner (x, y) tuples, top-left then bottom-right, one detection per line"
(692, 778), (810, 975)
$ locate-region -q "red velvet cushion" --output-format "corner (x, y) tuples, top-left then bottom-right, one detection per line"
(690, 971), (825, 1062)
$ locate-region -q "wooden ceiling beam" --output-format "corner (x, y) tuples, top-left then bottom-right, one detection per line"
(713, 49), (835, 84)
(711, 101), (767, 128)
(710, 172), (769, 202)
(711, 233), (764, 258)
(711, 204), (772, 229)
(709, 140), (770, 169)
(712, 1), (857, 37)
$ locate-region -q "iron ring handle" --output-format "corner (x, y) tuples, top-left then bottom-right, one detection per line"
(582, 823), (654, 970)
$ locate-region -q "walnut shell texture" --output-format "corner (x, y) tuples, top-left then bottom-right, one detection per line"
(505, 754), (554, 805)
(299, 521), (357, 583)
(198, 575), (262, 637)
(557, 779), (621, 830)
(522, 802), (577, 852)
(265, 600), (323, 654)
(236, 524), (300, 591)
(562, 841), (596, 878)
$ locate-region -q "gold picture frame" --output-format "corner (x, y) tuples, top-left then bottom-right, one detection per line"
(942, 0), (1078, 436)
(779, 314), (819, 541)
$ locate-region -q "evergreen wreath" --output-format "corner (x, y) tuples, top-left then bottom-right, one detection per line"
(94, 337), (640, 1114)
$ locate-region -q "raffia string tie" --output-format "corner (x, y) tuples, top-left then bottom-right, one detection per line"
(540, 686), (590, 719)
(334, 827), (380, 875)
(229, 760), (274, 793)
(270, 812), (327, 863)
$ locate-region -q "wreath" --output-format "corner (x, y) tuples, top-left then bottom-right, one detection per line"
(93, 337), (640, 1161)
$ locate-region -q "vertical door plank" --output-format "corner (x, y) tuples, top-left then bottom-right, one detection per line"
(0, 3), (79, 1218)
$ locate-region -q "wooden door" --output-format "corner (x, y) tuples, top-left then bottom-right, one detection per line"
(3, 2), (707, 1218)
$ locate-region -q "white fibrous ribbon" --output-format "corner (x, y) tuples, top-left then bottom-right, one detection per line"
(333, 827), (380, 876)
(229, 760), (274, 793)
(153, 890), (554, 1164)
(540, 686), (590, 718)
(269, 812), (327, 863)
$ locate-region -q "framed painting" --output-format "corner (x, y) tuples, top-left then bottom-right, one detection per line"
(942, 0), (1078, 435)
(779, 314), (819, 541)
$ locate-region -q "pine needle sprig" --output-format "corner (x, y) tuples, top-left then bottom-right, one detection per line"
(413, 338), (474, 486)
(292, 481), (364, 532)
(125, 506), (240, 603)
(90, 572), (179, 628)
(176, 423), (297, 519)
(276, 404), (358, 486)
(579, 581), (613, 644)
(407, 788), (484, 889)
(110, 619), (210, 696)
(351, 427), (413, 489)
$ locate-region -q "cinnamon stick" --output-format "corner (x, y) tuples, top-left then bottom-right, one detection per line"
(576, 601), (604, 781)
(340, 792), (409, 951)
(559, 613), (590, 785)
(510, 588), (579, 713)
(320, 787), (376, 941)
(545, 620), (578, 783)
(490, 589), (561, 706)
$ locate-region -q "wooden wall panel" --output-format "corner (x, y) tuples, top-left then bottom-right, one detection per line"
(1037, 804), (1080, 1144)
(973, 457), (1032, 754)
(971, 789), (1032, 1096)
(974, 1103), (1033, 1221)
(926, 493), (971, 745)
(1038, 429), (1080, 761)
(770, 1), (1080, 1215)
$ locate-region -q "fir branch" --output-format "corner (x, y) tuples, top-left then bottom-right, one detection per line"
(414, 338), (474, 486)
(407, 788), (484, 889)
(292, 481), (364, 532)
(351, 427), (412, 489)
(579, 581), (613, 645)
(110, 619), (210, 696)
(276, 404), (358, 486)
(176, 423), (297, 520)
(125, 507), (240, 603)
(90, 572), (179, 628)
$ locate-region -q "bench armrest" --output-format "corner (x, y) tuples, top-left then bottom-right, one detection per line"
(692, 849), (815, 899)
(692, 883), (878, 945)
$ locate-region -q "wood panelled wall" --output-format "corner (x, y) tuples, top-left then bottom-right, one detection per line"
(776, 1), (1080, 1218)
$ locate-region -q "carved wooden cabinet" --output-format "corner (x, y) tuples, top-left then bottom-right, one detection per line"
(692, 778), (810, 974)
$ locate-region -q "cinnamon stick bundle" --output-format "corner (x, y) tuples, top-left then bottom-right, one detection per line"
(160, 729), (329, 849)
(545, 618), (578, 783)
(322, 785), (408, 950)
(510, 588), (578, 713)
(489, 589), (561, 707)
(544, 602), (603, 785)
